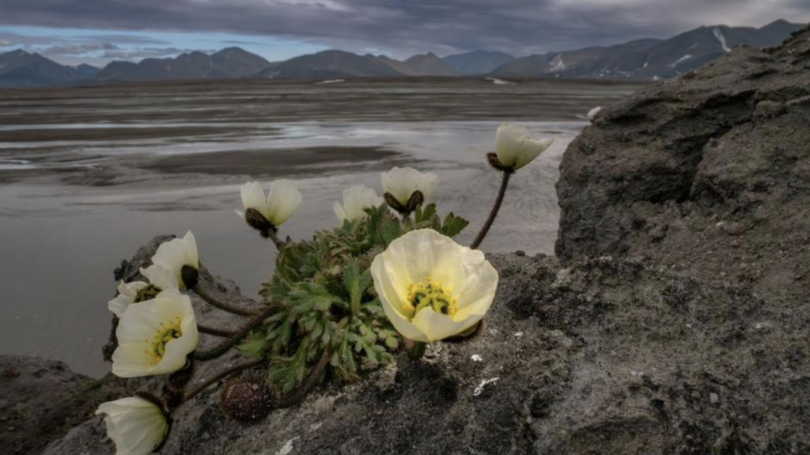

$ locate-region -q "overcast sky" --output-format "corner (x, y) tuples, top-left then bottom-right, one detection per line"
(0, 0), (808, 66)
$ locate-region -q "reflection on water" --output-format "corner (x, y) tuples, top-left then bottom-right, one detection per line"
(0, 79), (637, 377)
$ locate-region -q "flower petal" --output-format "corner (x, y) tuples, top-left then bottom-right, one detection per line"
(140, 264), (177, 291)
(381, 167), (438, 206)
(108, 281), (149, 317)
(371, 252), (427, 342)
(333, 201), (347, 223)
(96, 396), (168, 455)
(151, 232), (198, 288)
(370, 229), (498, 343)
(240, 181), (267, 214)
(266, 179), (302, 226)
(337, 184), (382, 222)
(180, 231), (199, 269)
(495, 123), (553, 170)
(412, 307), (481, 342)
(112, 289), (198, 378)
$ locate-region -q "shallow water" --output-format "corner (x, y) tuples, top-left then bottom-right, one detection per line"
(0, 79), (640, 376)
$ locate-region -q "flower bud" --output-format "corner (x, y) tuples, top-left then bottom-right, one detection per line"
(587, 106), (602, 122)
(219, 376), (277, 423)
(238, 180), (302, 231)
(244, 208), (274, 237)
(494, 123), (553, 171)
(405, 190), (424, 213)
(181, 265), (199, 290)
(383, 192), (407, 214)
(151, 231), (199, 290)
(381, 167), (437, 215)
(333, 185), (383, 222)
(96, 393), (171, 455)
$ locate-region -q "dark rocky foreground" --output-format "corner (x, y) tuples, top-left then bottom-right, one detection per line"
(4, 26), (810, 455)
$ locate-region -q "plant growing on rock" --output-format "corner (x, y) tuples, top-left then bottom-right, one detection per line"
(96, 123), (553, 455)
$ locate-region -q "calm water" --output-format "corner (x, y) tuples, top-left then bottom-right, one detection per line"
(0, 79), (640, 376)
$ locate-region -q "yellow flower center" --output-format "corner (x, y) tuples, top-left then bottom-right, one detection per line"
(405, 280), (457, 320)
(145, 317), (182, 364)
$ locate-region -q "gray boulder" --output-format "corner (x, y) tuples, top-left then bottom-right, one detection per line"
(556, 25), (810, 299)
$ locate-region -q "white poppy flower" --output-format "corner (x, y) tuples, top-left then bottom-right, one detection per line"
(96, 396), (169, 455)
(333, 184), (383, 222)
(370, 229), (498, 343)
(151, 231), (199, 290)
(107, 265), (177, 317)
(112, 289), (199, 378)
(587, 106), (602, 122)
(494, 123), (554, 171)
(238, 180), (302, 228)
(381, 167), (438, 207)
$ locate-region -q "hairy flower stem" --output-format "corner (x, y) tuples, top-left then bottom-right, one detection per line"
(193, 284), (261, 317)
(403, 338), (427, 360)
(192, 304), (279, 361)
(182, 358), (264, 404)
(197, 324), (236, 337)
(267, 229), (286, 250)
(278, 349), (330, 408)
(470, 171), (512, 250)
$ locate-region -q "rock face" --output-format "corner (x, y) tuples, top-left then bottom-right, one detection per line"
(0, 356), (100, 455)
(557, 25), (810, 299)
(37, 253), (810, 455)
(13, 25), (810, 455)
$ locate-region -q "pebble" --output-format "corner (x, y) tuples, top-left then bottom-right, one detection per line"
(710, 393), (719, 404)
(471, 354), (483, 362)
(473, 377), (500, 396)
(754, 322), (774, 331)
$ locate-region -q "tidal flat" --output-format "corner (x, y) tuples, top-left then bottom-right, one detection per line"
(0, 77), (642, 376)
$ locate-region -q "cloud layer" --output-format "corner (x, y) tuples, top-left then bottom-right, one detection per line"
(1, 0), (808, 57)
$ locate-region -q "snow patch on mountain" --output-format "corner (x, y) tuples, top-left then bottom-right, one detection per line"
(550, 54), (566, 72)
(713, 28), (731, 52)
(670, 54), (693, 68)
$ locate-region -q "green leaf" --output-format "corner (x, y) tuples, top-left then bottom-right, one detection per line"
(343, 258), (363, 317)
(237, 332), (268, 358)
(415, 203), (437, 224)
(379, 217), (401, 246)
(441, 213), (469, 238)
(384, 336), (400, 350)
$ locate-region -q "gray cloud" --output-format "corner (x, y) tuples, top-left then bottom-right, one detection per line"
(0, 0), (808, 56)
(100, 47), (215, 60)
(39, 42), (120, 56)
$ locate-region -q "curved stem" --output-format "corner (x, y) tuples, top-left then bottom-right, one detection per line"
(470, 171), (512, 250)
(192, 304), (278, 361)
(197, 324), (236, 337)
(278, 349), (330, 408)
(193, 284), (260, 317)
(267, 229), (286, 250)
(182, 358), (263, 403)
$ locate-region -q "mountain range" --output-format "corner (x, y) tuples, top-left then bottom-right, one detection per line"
(493, 19), (803, 80)
(0, 19), (803, 88)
